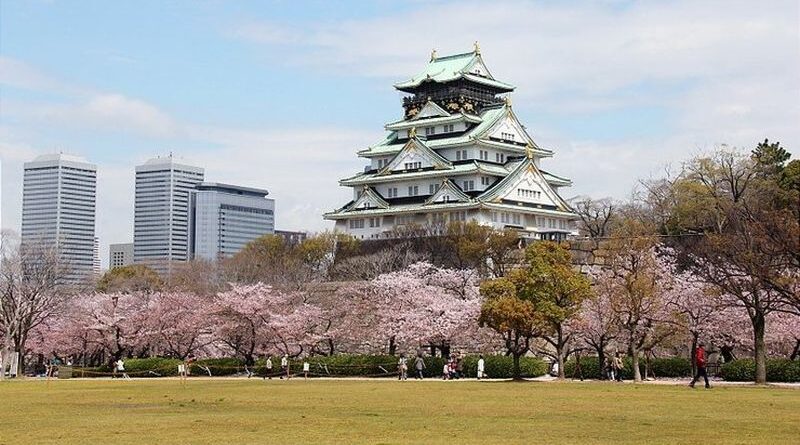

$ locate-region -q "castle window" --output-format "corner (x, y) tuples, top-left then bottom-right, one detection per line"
(387, 187), (398, 198)
(408, 185), (419, 196)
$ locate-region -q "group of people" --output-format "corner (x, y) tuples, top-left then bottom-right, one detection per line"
(397, 353), (487, 381)
(603, 352), (625, 382)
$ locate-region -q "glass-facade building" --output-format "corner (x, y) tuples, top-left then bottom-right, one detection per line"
(133, 156), (204, 276)
(21, 154), (97, 283)
(190, 183), (274, 260)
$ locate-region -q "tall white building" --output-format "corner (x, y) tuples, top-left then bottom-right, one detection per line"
(109, 242), (134, 268)
(22, 153), (97, 283)
(190, 183), (274, 260)
(133, 156), (204, 276)
(325, 46), (578, 240)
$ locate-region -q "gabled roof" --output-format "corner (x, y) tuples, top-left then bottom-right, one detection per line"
(411, 100), (450, 120)
(378, 137), (452, 175)
(346, 186), (389, 211)
(394, 50), (515, 92)
(424, 179), (471, 205)
(540, 169), (572, 187)
(360, 103), (553, 158)
(340, 160), (512, 186)
(477, 156), (572, 211)
(385, 112), (482, 131)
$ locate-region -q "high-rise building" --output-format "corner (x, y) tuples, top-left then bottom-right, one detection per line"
(93, 236), (101, 275)
(133, 156), (204, 276)
(325, 46), (578, 240)
(190, 183), (274, 260)
(21, 153), (97, 283)
(109, 243), (134, 268)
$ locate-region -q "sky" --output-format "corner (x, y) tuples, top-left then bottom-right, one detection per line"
(1, 0), (798, 267)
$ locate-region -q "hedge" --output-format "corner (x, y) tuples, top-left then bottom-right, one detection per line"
(721, 359), (800, 382)
(72, 354), (549, 379)
(564, 356), (692, 380)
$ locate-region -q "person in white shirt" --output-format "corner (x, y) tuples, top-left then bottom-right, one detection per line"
(477, 355), (486, 380)
(280, 354), (289, 379)
(302, 360), (310, 379)
(115, 359), (129, 379)
(264, 356), (273, 380)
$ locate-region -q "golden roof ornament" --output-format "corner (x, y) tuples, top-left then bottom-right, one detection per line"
(409, 127), (417, 138)
(430, 49), (438, 61)
(526, 142), (534, 160)
(504, 95), (512, 107)
(474, 41), (481, 55)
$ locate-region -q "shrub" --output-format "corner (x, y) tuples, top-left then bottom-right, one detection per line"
(564, 356), (692, 380)
(721, 359), (800, 382)
(191, 358), (245, 376)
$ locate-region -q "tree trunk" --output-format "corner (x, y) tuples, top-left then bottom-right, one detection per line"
(512, 353), (522, 380)
(790, 339), (799, 361)
(690, 334), (698, 377)
(753, 312), (767, 385)
(557, 349), (566, 380)
(631, 346), (641, 382)
(388, 336), (396, 356)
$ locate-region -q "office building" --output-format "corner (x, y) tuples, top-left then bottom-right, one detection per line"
(190, 183), (274, 260)
(109, 242), (134, 268)
(21, 153), (97, 283)
(133, 155), (204, 276)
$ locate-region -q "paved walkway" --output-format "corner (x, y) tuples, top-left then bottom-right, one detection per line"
(39, 375), (800, 388)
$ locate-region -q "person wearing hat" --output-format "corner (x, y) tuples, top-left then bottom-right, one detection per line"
(689, 342), (711, 389)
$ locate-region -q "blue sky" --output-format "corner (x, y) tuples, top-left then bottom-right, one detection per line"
(1, 0), (798, 266)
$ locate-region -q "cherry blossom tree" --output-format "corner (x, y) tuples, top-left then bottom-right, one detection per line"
(574, 289), (619, 374)
(209, 283), (324, 362)
(369, 262), (486, 356)
(144, 292), (214, 359)
(766, 311), (800, 360)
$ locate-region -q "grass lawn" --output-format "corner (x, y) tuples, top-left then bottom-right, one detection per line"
(0, 378), (798, 445)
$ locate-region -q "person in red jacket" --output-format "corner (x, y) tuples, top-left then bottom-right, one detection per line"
(689, 342), (711, 389)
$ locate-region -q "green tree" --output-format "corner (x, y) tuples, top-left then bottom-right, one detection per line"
(518, 242), (593, 379)
(96, 264), (163, 293)
(480, 242), (592, 380)
(479, 279), (542, 380)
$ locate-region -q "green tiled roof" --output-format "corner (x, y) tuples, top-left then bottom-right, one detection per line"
(325, 201), (479, 219)
(385, 113), (482, 131)
(393, 51), (514, 92)
(359, 104), (508, 156)
(341, 160), (512, 186)
(540, 169), (572, 186)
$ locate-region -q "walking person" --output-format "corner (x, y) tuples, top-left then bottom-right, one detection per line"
(264, 356), (273, 380)
(612, 352), (624, 382)
(245, 355), (255, 378)
(115, 358), (129, 379)
(689, 342), (711, 389)
(477, 355), (486, 380)
(604, 355), (615, 381)
(414, 354), (426, 380)
(398, 354), (408, 381)
(280, 354), (289, 379)
(302, 359), (310, 379)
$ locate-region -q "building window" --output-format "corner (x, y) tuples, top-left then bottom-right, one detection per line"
(378, 159), (388, 168)
(442, 124), (454, 133)
(460, 149), (467, 160)
(481, 177), (491, 186)
(387, 187), (398, 198)
(462, 180), (475, 191)
(456, 149), (468, 161)
(349, 219), (365, 229)
(425, 126), (436, 136)
(429, 183), (440, 194)
(500, 132), (515, 141)
(369, 217), (381, 228)
(408, 185), (419, 196)
(479, 150), (489, 161)
(512, 213), (521, 225)
(404, 161), (422, 170)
